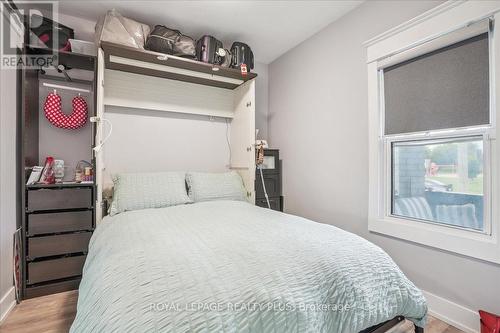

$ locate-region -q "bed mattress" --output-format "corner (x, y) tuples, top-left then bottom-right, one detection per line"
(70, 200), (427, 333)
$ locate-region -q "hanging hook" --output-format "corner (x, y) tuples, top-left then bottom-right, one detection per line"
(55, 64), (72, 82)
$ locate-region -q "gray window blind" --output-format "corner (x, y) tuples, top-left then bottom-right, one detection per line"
(383, 33), (490, 135)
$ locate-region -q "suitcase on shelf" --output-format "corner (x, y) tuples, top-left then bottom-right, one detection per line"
(230, 42), (254, 72)
(196, 35), (225, 65)
(219, 49), (231, 67)
(145, 25), (196, 58)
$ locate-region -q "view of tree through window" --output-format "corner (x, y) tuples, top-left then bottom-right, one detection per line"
(392, 137), (484, 232)
(425, 139), (483, 194)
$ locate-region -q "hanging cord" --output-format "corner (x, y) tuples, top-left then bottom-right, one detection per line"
(259, 164), (271, 209)
(93, 118), (113, 152)
(256, 145), (271, 209)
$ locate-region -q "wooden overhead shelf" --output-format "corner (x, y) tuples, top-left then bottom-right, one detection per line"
(100, 41), (257, 89)
(27, 46), (96, 71)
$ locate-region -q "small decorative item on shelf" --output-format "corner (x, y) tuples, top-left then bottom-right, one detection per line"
(83, 166), (93, 183)
(39, 156), (56, 184)
(53, 159), (65, 183)
(75, 165), (83, 182)
(26, 166), (43, 185)
(75, 160), (93, 183)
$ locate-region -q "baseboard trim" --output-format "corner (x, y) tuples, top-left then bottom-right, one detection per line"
(0, 286), (16, 324)
(423, 290), (479, 333)
(0, 285), (486, 331)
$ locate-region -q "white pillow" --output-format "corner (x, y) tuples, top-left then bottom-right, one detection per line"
(109, 172), (191, 216)
(186, 171), (247, 202)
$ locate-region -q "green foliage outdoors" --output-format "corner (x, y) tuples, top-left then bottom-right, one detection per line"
(425, 141), (483, 179)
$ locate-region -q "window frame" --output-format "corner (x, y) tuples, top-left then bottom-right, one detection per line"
(385, 132), (491, 235)
(366, 1), (500, 264)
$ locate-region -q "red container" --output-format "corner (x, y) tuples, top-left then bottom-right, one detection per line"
(480, 310), (500, 333)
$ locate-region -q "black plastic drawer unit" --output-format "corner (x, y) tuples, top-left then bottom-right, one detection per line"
(28, 232), (92, 259)
(27, 187), (92, 211)
(23, 185), (95, 299)
(27, 255), (87, 284)
(28, 210), (93, 235)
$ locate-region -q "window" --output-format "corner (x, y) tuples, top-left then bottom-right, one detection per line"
(366, 4), (500, 264)
(391, 137), (485, 232)
(381, 26), (491, 234)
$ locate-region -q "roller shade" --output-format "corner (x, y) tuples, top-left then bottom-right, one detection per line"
(383, 33), (490, 135)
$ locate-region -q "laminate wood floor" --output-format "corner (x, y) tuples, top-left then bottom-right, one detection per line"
(0, 290), (464, 333)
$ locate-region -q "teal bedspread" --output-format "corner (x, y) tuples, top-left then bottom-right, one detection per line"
(70, 201), (427, 333)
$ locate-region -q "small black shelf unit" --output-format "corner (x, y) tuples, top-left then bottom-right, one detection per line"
(255, 149), (283, 212)
(18, 45), (97, 299)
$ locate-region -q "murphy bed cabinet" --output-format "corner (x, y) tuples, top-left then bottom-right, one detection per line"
(19, 47), (97, 299)
(95, 42), (258, 222)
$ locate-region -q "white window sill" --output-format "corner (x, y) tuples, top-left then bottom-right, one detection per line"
(369, 215), (500, 264)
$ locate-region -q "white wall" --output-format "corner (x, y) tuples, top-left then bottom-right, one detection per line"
(268, 0), (500, 325)
(58, 13), (96, 42)
(0, 66), (18, 320)
(102, 106), (230, 187)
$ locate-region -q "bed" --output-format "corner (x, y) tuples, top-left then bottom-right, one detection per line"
(70, 200), (427, 333)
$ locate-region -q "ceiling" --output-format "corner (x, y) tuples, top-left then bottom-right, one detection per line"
(55, 0), (363, 64)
